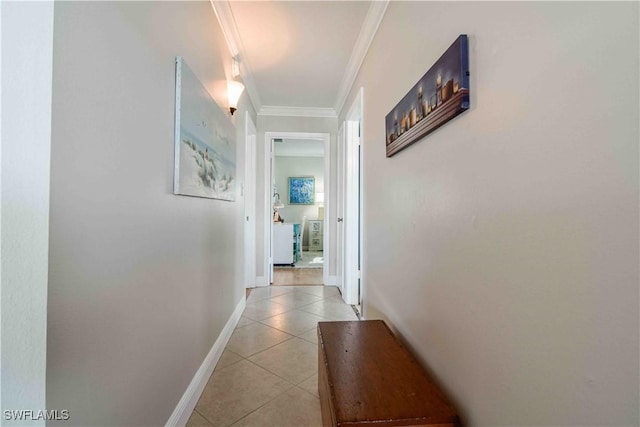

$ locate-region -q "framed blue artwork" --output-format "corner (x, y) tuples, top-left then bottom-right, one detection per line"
(385, 35), (470, 157)
(288, 177), (315, 205)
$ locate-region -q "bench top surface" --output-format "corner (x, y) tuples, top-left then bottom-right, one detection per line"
(318, 320), (458, 425)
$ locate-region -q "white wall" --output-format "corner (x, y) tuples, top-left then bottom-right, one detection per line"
(342, 2), (639, 425)
(47, 2), (255, 426)
(257, 116), (337, 278)
(0, 2), (53, 424)
(274, 156), (324, 248)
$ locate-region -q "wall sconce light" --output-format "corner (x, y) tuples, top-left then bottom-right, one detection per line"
(273, 189), (285, 222)
(273, 192), (284, 210)
(227, 80), (245, 116)
(273, 185), (285, 210)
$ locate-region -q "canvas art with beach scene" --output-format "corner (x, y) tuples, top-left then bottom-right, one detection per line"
(174, 56), (236, 201)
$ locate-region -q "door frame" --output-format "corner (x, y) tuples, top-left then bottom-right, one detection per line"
(336, 123), (346, 295)
(244, 112), (257, 288)
(263, 131), (332, 286)
(342, 88), (364, 309)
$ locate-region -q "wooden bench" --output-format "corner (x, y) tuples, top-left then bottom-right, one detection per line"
(317, 320), (460, 427)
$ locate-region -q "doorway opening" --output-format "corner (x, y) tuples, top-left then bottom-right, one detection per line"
(263, 132), (331, 287)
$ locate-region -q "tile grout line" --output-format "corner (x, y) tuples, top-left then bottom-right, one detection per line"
(193, 408), (214, 427)
(248, 334), (317, 358)
(244, 357), (316, 388)
(226, 383), (296, 427)
(256, 309), (328, 327)
(256, 313), (339, 338)
(243, 299), (328, 323)
(249, 285), (340, 301)
(247, 287), (337, 301)
(258, 322), (320, 338)
(240, 306), (297, 322)
(229, 332), (297, 359)
(245, 292), (328, 311)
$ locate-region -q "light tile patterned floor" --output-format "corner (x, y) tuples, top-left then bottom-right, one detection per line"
(187, 285), (358, 427)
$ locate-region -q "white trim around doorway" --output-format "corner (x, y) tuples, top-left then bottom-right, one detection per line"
(341, 88), (364, 311)
(263, 132), (332, 287)
(244, 112), (257, 289)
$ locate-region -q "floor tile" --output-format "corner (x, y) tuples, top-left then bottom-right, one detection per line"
(298, 299), (358, 321)
(230, 387), (322, 427)
(259, 309), (327, 336)
(195, 359), (293, 427)
(226, 322), (293, 357)
(236, 316), (255, 328)
(294, 286), (341, 299)
(268, 292), (324, 309)
(215, 349), (243, 371)
(298, 374), (319, 397)
(192, 285), (359, 426)
(247, 286), (295, 303)
(321, 295), (348, 304)
(186, 410), (213, 427)
(298, 328), (319, 345)
(248, 337), (317, 385)
(242, 299), (291, 321)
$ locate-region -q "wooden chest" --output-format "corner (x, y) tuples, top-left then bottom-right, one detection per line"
(317, 320), (459, 427)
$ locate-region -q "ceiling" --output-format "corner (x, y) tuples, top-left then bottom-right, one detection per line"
(213, 1), (388, 116)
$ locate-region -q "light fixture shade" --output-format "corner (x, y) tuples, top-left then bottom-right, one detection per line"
(227, 80), (245, 115)
(316, 192), (324, 205)
(273, 193), (284, 209)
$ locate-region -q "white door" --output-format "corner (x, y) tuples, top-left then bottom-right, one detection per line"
(342, 88), (363, 307)
(269, 138), (275, 284)
(336, 124), (345, 294)
(244, 113), (257, 288)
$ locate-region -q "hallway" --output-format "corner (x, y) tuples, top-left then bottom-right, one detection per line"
(187, 286), (358, 426)
(5, 2), (638, 426)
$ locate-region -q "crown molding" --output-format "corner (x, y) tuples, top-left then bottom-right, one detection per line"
(210, 0), (262, 111)
(334, 0), (389, 116)
(259, 105), (337, 118)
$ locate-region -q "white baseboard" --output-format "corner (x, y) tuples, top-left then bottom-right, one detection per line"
(166, 296), (246, 427)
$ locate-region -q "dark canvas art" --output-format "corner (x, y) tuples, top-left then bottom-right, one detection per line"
(385, 35), (470, 157)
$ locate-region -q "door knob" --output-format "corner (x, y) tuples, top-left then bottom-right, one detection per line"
(337, 218), (343, 222)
